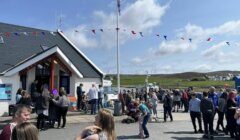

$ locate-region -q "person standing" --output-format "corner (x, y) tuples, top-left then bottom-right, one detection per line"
(226, 91), (237, 138)
(88, 84), (98, 115)
(98, 85), (104, 110)
(216, 92), (227, 132)
(163, 92), (173, 122)
(30, 80), (38, 103)
(77, 83), (84, 111)
(0, 104), (31, 140)
(52, 87), (70, 129)
(200, 91), (214, 139)
(35, 88), (50, 130)
(182, 89), (189, 112)
(189, 92), (203, 133)
(138, 101), (151, 139)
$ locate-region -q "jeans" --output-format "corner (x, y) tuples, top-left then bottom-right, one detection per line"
(202, 113), (214, 135)
(91, 99), (97, 114)
(190, 111), (202, 131)
(57, 106), (68, 128)
(164, 106), (173, 121)
(142, 113), (150, 136)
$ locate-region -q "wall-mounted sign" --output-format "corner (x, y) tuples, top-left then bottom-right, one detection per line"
(0, 84), (12, 100)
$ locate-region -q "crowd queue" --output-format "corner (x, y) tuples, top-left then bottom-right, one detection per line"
(1, 79), (240, 140)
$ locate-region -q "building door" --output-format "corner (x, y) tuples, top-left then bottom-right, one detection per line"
(59, 71), (70, 94)
(20, 74), (27, 90)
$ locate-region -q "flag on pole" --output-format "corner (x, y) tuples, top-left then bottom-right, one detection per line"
(117, 0), (121, 16)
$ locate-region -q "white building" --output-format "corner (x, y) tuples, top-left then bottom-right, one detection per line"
(0, 22), (104, 116)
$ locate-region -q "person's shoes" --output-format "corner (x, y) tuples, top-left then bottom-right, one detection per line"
(198, 129), (204, 133)
(61, 126), (66, 129)
(202, 134), (209, 139)
(209, 135), (214, 139)
(57, 126), (60, 129)
(144, 135), (149, 139)
(194, 130), (198, 133)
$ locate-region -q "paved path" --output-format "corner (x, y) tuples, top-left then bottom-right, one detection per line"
(1, 104), (233, 140)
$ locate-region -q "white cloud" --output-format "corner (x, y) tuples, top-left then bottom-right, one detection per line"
(93, 0), (169, 48)
(131, 57), (143, 64)
(64, 25), (97, 48)
(192, 64), (212, 72)
(154, 40), (197, 56)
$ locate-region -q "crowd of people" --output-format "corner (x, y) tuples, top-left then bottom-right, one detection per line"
(2, 79), (240, 140)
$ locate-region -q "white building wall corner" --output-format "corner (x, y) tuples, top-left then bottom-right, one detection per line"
(0, 74), (20, 116)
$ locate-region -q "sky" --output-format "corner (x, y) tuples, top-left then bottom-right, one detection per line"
(1, 0), (240, 74)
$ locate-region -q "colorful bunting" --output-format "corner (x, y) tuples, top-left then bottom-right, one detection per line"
(226, 42), (230, 45)
(100, 29), (104, 32)
(139, 32), (143, 37)
(75, 30), (79, 33)
(207, 37), (211, 41)
(91, 29), (96, 34)
(164, 35), (167, 40)
(156, 34), (160, 37)
(189, 38), (192, 42)
(131, 30), (136, 35)
(181, 37), (185, 40)
(41, 32), (45, 35)
(32, 32), (37, 36)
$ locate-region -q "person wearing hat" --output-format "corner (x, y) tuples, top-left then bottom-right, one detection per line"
(189, 92), (203, 133)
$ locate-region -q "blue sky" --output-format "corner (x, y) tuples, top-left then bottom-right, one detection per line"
(1, 0), (240, 74)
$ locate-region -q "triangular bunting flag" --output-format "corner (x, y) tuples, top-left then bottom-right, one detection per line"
(100, 29), (104, 32)
(139, 32), (143, 37)
(131, 30), (136, 35)
(207, 37), (211, 41)
(91, 29), (96, 34)
(164, 35), (167, 40)
(226, 42), (230, 46)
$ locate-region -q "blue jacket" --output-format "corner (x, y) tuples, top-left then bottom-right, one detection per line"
(208, 92), (218, 109)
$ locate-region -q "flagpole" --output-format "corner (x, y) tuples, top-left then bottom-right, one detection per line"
(116, 0), (120, 94)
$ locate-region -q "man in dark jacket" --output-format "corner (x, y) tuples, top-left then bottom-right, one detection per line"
(200, 91), (215, 139)
(76, 83), (84, 110)
(163, 92), (173, 122)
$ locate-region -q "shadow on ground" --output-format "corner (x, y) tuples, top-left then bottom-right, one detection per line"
(117, 135), (141, 139)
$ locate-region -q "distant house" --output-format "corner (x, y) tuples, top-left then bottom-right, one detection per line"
(0, 22), (104, 116)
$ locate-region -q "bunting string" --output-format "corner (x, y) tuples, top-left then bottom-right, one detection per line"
(0, 27), (234, 46)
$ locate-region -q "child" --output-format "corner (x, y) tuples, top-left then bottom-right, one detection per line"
(138, 115), (144, 139)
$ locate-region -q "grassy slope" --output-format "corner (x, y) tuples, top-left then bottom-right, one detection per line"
(110, 74), (235, 90)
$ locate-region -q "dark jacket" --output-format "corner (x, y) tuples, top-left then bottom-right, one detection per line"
(35, 93), (50, 110)
(163, 94), (173, 108)
(77, 86), (83, 97)
(200, 97), (214, 114)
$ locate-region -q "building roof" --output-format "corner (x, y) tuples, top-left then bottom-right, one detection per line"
(0, 22), (103, 78)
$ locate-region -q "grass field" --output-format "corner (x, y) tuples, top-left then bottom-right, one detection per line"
(110, 75), (235, 90)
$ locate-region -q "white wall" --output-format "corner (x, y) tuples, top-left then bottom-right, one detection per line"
(0, 74), (20, 116)
(71, 73), (102, 97)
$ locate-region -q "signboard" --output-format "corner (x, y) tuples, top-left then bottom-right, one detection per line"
(0, 84), (12, 100)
